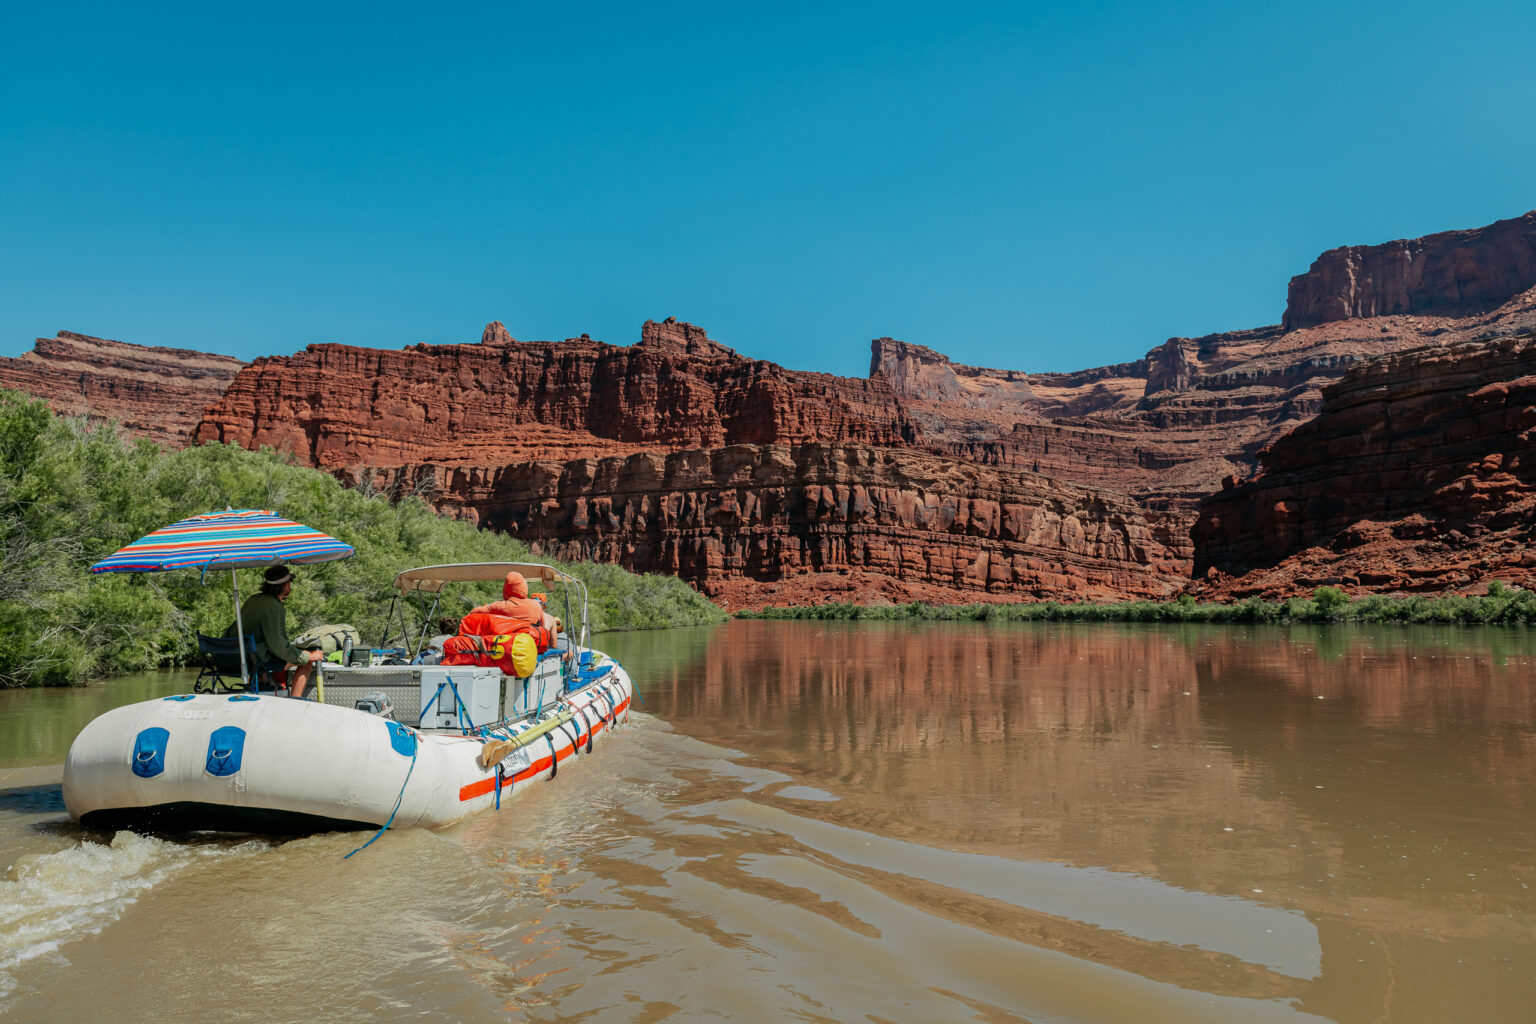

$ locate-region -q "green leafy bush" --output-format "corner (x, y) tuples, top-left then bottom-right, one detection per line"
(1312, 586), (1350, 617)
(0, 391), (723, 685)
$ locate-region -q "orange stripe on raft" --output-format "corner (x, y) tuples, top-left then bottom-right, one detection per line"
(457, 696), (630, 802)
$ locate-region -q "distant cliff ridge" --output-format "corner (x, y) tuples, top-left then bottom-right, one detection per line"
(0, 331), (244, 446)
(1283, 211), (1536, 330)
(194, 317), (910, 461)
(8, 210), (1536, 604)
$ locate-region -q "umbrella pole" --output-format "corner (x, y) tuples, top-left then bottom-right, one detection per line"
(232, 569), (253, 692)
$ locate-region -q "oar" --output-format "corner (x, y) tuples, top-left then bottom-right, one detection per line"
(477, 711), (576, 769)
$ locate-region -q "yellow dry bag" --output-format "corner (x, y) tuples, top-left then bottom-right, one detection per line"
(509, 633), (538, 678)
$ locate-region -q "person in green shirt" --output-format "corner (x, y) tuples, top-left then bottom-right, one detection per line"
(229, 565), (324, 699)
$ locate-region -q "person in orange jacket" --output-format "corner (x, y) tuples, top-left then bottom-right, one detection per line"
(467, 571), (557, 647)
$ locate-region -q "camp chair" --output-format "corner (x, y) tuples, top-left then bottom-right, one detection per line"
(194, 633), (262, 693)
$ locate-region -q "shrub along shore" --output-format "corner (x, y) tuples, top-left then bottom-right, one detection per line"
(737, 584), (1536, 625)
(0, 390), (724, 686)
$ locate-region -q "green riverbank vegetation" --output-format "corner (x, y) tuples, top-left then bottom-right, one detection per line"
(0, 390), (724, 686)
(739, 584), (1536, 626)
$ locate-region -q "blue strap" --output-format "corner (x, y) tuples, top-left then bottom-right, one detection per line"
(418, 683), (443, 728)
(590, 658), (636, 708)
(419, 677), (475, 732)
(444, 674), (473, 732)
(344, 743), (418, 858)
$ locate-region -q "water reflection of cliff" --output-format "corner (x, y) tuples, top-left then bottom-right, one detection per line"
(610, 620), (1536, 1022)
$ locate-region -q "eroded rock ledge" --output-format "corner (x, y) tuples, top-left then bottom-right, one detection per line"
(1283, 210), (1536, 330)
(1192, 332), (1536, 596)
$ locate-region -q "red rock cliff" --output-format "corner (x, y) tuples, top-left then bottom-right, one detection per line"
(195, 318), (910, 465)
(373, 442), (1192, 606)
(1191, 331), (1536, 596)
(1283, 210), (1536, 330)
(0, 331), (245, 446)
(188, 210), (1536, 606)
(22, 211), (1536, 606)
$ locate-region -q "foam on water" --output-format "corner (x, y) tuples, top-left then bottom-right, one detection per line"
(0, 831), (263, 1002)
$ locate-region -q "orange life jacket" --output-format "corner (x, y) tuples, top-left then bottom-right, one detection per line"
(459, 608), (522, 640)
(468, 604), (552, 651)
(478, 598), (544, 630)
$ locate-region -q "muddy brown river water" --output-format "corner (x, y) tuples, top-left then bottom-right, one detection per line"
(0, 619), (1532, 1022)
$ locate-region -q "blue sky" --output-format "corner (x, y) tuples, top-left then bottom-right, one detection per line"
(2, 1), (1533, 377)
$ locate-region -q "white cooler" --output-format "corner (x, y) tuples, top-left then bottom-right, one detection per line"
(317, 664), (505, 729)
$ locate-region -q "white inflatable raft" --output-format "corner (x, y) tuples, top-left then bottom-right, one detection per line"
(63, 656), (632, 833)
(63, 562), (635, 834)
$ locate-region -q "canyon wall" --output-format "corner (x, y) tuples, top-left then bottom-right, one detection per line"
(0, 331), (244, 446)
(383, 442), (1192, 606)
(194, 318), (910, 465)
(10, 210), (1536, 605)
(1192, 332), (1536, 596)
(189, 321), (1201, 602)
(191, 282), (1536, 605)
(1283, 211), (1536, 330)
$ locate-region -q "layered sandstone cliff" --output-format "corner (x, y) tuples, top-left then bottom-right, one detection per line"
(0, 331), (245, 446)
(1283, 211), (1536, 330)
(184, 210), (1536, 605)
(865, 269), (1536, 504)
(190, 320), (1197, 602)
(381, 443), (1191, 606)
(195, 318), (910, 466)
(1191, 332), (1536, 596)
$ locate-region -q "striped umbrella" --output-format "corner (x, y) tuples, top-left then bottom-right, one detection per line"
(91, 509), (353, 573)
(91, 509), (355, 689)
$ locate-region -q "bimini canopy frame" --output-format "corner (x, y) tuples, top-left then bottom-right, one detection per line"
(391, 562), (590, 654)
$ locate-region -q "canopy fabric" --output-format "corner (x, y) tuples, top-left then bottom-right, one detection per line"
(393, 562), (564, 594)
(90, 509), (355, 573)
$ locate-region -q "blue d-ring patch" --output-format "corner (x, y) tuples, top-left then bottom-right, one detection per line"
(205, 725), (246, 777)
(132, 727), (170, 779)
(386, 721), (417, 757)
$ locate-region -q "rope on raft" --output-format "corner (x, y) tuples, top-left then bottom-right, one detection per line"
(344, 742), (418, 859)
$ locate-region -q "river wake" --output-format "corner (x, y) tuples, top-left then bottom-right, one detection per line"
(0, 831), (263, 1002)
